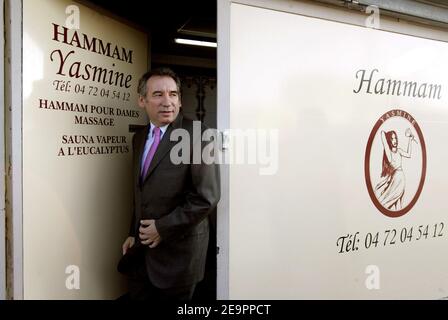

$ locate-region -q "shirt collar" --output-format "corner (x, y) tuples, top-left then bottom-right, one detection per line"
(148, 122), (169, 137)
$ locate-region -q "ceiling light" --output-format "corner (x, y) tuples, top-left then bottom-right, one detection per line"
(174, 38), (217, 48)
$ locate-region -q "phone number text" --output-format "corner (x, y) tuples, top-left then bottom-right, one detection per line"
(336, 222), (444, 254)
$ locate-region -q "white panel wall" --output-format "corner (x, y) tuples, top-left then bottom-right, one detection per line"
(224, 0), (448, 299)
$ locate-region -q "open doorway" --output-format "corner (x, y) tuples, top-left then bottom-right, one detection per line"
(85, 0), (218, 300)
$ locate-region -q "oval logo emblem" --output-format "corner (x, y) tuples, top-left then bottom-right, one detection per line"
(365, 109), (426, 218)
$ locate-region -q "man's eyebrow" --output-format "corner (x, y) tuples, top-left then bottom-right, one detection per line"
(151, 90), (178, 94)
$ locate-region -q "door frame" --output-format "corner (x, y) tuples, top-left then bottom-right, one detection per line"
(4, 0), (24, 300)
(1, 0), (6, 300)
(216, 0), (231, 300)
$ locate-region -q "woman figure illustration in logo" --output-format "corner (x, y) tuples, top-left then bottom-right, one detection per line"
(375, 129), (417, 210)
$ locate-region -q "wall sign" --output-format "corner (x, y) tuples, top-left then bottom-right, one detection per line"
(229, 3), (448, 299)
(23, 0), (147, 299)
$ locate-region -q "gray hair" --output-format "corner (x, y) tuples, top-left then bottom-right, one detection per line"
(137, 67), (182, 98)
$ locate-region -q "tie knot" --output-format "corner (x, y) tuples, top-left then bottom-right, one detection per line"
(153, 127), (161, 137)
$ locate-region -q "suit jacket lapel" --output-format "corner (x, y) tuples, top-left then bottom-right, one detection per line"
(142, 114), (183, 184)
(135, 125), (149, 186)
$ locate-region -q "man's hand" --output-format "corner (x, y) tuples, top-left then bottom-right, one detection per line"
(122, 236), (135, 255)
(139, 219), (161, 248)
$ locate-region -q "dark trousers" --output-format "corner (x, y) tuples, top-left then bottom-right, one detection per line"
(128, 259), (196, 301)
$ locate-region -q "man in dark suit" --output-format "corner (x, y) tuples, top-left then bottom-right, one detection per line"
(121, 68), (220, 301)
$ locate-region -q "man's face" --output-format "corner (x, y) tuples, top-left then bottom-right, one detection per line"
(138, 75), (181, 127)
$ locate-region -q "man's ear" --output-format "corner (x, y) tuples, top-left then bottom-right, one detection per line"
(137, 95), (145, 109)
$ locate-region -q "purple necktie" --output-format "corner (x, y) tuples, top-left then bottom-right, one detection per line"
(141, 127), (161, 179)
